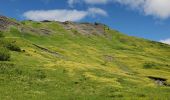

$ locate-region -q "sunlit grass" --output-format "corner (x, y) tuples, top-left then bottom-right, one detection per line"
(0, 21), (170, 99)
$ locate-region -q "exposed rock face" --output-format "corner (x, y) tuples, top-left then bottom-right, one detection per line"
(0, 15), (19, 30)
(0, 15), (108, 35)
(59, 21), (108, 35)
(20, 27), (52, 35)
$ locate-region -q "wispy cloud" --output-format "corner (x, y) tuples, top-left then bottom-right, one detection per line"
(23, 8), (107, 22)
(84, 0), (109, 4)
(160, 38), (170, 45)
(68, 0), (170, 19)
(88, 7), (108, 17)
(68, 0), (80, 7)
(114, 0), (170, 19)
(67, 0), (110, 6)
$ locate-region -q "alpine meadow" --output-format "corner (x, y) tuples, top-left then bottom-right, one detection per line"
(0, 15), (170, 100)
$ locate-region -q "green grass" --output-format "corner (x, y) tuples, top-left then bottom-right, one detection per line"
(0, 20), (170, 100)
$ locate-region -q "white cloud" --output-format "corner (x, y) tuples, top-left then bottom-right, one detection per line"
(23, 8), (107, 22)
(88, 7), (108, 17)
(68, 0), (170, 19)
(160, 38), (170, 45)
(23, 9), (87, 22)
(144, 0), (170, 19)
(114, 0), (170, 19)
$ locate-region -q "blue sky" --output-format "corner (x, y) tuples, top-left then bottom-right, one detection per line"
(0, 0), (170, 44)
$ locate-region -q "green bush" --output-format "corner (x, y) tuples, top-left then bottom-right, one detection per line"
(143, 62), (155, 69)
(0, 48), (10, 61)
(5, 43), (21, 52)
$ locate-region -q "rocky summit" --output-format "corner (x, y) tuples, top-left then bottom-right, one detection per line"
(0, 15), (19, 30)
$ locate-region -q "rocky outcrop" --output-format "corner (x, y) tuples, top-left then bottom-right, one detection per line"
(59, 21), (108, 35)
(0, 15), (19, 30)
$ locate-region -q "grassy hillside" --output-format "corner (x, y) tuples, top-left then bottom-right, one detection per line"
(0, 19), (170, 100)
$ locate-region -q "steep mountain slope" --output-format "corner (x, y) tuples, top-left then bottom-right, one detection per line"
(0, 16), (170, 100)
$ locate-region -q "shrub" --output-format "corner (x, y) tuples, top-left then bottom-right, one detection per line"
(5, 43), (21, 52)
(143, 62), (155, 69)
(0, 48), (10, 61)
